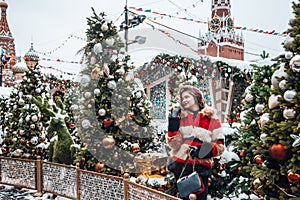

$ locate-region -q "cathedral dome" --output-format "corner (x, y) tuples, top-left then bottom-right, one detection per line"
(0, 1), (8, 8)
(24, 43), (39, 62)
(12, 61), (28, 73)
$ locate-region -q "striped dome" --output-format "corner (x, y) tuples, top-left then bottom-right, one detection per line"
(24, 43), (39, 62)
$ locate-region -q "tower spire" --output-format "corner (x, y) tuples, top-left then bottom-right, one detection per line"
(0, 0), (15, 56)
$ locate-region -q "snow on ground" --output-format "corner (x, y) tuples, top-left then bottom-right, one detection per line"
(0, 184), (69, 200)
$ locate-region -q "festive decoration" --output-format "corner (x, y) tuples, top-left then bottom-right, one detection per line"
(290, 134), (300, 147)
(268, 94), (281, 109)
(269, 143), (288, 162)
(287, 171), (300, 184)
(102, 136), (116, 149)
(253, 155), (264, 164)
(283, 108), (296, 119)
(271, 65), (288, 87)
(283, 90), (296, 102)
(130, 6), (288, 37)
(289, 54), (300, 72)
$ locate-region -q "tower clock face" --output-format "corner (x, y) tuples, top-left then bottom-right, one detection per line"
(210, 17), (221, 32)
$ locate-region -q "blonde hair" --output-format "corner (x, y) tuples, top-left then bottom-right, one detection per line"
(178, 85), (205, 110)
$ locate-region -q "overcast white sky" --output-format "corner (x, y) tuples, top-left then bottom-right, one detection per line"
(5, 0), (295, 70)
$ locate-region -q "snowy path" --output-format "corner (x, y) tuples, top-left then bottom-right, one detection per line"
(0, 185), (68, 200)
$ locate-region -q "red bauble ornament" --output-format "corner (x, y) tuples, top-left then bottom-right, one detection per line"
(103, 119), (113, 128)
(239, 150), (246, 157)
(1, 148), (7, 155)
(269, 143), (287, 162)
(241, 125), (248, 130)
(287, 171), (300, 184)
(131, 143), (140, 153)
(254, 155), (264, 164)
(69, 123), (75, 129)
(237, 166), (242, 174)
(236, 113), (240, 118)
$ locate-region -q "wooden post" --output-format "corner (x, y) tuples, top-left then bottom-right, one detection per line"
(34, 156), (43, 197)
(76, 163), (80, 200)
(123, 172), (130, 200)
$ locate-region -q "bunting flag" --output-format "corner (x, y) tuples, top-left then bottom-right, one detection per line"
(40, 57), (83, 64)
(39, 65), (77, 76)
(130, 6), (288, 37)
(231, 26), (288, 37)
(145, 22), (198, 54)
(35, 34), (87, 56)
(128, 6), (207, 24)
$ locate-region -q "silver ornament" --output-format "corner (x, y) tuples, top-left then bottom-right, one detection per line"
(93, 43), (103, 54)
(255, 104), (264, 114)
(279, 80), (286, 90)
(283, 108), (296, 119)
(283, 90), (296, 102)
(31, 115), (38, 122)
(260, 133), (267, 141)
(289, 54), (300, 72)
(105, 38), (115, 46)
(81, 119), (91, 129)
(245, 93), (254, 103)
(84, 92), (92, 99)
(107, 80), (117, 89)
(285, 52), (293, 59)
(271, 66), (288, 87)
(101, 23), (109, 31)
(94, 89), (101, 95)
(98, 108), (106, 116)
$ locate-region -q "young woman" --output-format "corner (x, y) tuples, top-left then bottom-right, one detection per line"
(167, 85), (225, 200)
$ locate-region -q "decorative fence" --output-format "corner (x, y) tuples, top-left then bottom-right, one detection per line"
(0, 156), (179, 200)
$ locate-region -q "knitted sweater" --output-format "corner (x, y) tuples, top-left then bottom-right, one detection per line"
(167, 109), (225, 168)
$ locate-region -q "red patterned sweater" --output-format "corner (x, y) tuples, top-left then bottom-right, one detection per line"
(167, 109), (225, 168)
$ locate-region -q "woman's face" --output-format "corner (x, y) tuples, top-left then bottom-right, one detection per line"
(181, 91), (199, 111)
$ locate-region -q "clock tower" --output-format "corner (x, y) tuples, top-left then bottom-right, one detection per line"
(198, 0), (244, 60)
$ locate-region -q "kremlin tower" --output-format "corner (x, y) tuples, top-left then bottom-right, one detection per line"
(0, 0), (16, 86)
(198, 0), (244, 60)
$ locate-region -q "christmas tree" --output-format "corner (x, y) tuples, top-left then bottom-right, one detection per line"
(250, 1), (300, 198)
(1, 64), (51, 159)
(73, 9), (154, 176)
(212, 61), (275, 198)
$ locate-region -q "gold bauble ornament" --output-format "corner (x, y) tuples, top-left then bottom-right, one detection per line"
(95, 162), (104, 173)
(188, 193), (197, 200)
(102, 136), (116, 149)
